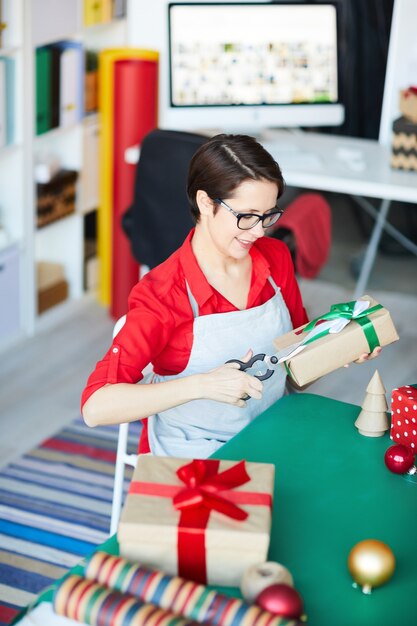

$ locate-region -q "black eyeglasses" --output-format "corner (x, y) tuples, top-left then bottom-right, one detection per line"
(214, 198), (284, 230)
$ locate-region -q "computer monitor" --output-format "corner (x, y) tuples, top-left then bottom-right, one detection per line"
(166, 1), (344, 132)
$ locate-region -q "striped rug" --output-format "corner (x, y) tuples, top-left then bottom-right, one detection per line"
(0, 418), (141, 625)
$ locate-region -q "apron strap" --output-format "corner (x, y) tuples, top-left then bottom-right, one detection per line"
(185, 280), (199, 318)
(267, 276), (280, 293)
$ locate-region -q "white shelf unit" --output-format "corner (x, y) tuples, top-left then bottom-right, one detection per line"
(0, 0), (127, 351)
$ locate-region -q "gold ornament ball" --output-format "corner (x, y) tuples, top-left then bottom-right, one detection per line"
(348, 539), (395, 593)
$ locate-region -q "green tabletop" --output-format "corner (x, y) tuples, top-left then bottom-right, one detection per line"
(17, 393), (417, 626)
(213, 393), (417, 626)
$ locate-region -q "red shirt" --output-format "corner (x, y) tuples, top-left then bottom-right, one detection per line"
(81, 230), (307, 410)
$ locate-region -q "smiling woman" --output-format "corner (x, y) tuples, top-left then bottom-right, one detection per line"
(81, 134), (308, 458)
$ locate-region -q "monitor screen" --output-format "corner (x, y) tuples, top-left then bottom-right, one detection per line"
(166, 1), (344, 131)
(169, 2), (339, 107)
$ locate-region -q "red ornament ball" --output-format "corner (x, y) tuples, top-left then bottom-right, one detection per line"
(256, 583), (304, 619)
(384, 444), (415, 474)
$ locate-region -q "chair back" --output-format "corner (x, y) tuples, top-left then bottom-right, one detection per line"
(122, 129), (207, 267)
(109, 314), (137, 535)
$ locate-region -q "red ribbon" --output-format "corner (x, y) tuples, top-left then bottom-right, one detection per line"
(129, 459), (272, 583)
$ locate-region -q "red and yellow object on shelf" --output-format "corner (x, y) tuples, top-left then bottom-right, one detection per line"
(98, 48), (158, 315)
(390, 385), (417, 451)
(118, 456), (275, 587)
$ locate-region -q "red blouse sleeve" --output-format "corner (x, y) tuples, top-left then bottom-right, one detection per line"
(80, 280), (175, 409)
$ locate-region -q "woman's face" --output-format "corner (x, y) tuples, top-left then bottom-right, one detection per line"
(204, 178), (279, 260)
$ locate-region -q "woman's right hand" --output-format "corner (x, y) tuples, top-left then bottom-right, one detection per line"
(199, 350), (263, 407)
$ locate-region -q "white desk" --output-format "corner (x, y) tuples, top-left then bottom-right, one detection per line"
(262, 130), (417, 297)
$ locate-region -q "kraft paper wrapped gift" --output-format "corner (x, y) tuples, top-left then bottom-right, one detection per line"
(273, 295), (399, 387)
(118, 456), (275, 587)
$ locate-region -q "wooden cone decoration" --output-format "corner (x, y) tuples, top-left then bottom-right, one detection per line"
(355, 370), (389, 437)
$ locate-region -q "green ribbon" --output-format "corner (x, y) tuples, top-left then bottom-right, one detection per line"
(283, 300), (383, 378)
(303, 300), (383, 352)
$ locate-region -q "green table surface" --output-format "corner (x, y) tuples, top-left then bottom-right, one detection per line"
(17, 393), (417, 626)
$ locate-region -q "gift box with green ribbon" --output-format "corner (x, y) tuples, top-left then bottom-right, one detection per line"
(118, 455), (275, 587)
(273, 295), (399, 387)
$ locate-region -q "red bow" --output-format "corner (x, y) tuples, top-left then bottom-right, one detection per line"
(173, 458), (250, 521)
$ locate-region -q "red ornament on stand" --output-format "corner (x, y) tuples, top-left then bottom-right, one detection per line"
(384, 444), (416, 474)
(256, 583), (304, 620)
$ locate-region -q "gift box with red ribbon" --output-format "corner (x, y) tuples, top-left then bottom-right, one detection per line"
(390, 385), (417, 451)
(273, 295), (399, 387)
(118, 456), (275, 587)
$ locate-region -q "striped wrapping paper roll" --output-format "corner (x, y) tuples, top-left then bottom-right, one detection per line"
(54, 575), (203, 626)
(84, 552), (300, 626)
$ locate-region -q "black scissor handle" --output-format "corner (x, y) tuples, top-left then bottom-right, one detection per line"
(226, 352), (266, 370)
(225, 353), (274, 381)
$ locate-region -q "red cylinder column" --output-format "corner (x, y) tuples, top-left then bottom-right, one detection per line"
(111, 57), (158, 320)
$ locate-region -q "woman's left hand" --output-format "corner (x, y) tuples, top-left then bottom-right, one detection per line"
(345, 346), (382, 367)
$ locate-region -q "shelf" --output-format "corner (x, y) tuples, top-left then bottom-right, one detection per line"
(80, 204), (98, 216)
(0, 141), (23, 158)
(0, 0), (129, 349)
(0, 45), (20, 56)
(83, 112), (99, 124)
(0, 238), (19, 254)
(34, 122), (82, 141)
(31, 0), (79, 48)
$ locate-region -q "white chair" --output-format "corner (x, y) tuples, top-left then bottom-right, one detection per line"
(109, 315), (138, 535)
(110, 422), (137, 535)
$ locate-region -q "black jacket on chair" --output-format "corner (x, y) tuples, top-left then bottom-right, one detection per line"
(122, 129), (207, 269)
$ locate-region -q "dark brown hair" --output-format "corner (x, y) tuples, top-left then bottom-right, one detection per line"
(187, 134), (285, 222)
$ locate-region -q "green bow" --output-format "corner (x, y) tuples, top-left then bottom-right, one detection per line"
(302, 300), (382, 352)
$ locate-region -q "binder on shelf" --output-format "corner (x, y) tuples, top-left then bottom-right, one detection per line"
(55, 41), (84, 128)
(50, 45), (61, 129)
(0, 55), (15, 145)
(85, 50), (99, 113)
(35, 46), (52, 135)
(0, 59), (5, 148)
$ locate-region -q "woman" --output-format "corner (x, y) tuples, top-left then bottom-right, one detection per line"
(81, 134), (375, 458)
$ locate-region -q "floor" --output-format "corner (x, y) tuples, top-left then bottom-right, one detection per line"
(0, 193), (416, 469)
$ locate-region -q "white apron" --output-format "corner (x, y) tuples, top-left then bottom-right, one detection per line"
(147, 277), (292, 458)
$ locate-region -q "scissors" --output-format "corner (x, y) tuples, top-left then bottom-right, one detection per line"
(226, 353), (280, 381)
